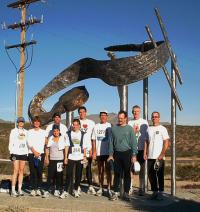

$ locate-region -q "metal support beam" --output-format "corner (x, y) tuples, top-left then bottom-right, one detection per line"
(143, 78), (148, 192)
(154, 8), (183, 85)
(118, 86), (128, 112)
(66, 111), (74, 129)
(145, 26), (183, 111)
(171, 56), (177, 196)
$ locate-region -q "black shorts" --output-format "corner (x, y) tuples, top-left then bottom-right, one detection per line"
(10, 154), (28, 161)
(97, 155), (109, 162)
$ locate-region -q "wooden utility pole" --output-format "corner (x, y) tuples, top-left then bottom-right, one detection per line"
(4, 0), (42, 117)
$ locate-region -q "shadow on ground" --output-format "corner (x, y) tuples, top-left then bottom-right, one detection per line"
(127, 192), (200, 212)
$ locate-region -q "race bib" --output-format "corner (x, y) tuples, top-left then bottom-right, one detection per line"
(72, 146), (81, 154)
(86, 149), (90, 158)
(19, 143), (25, 149)
(57, 162), (63, 172)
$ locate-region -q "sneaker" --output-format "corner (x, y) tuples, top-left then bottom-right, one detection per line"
(123, 192), (130, 201)
(54, 190), (60, 197)
(30, 189), (36, 197)
(138, 189), (145, 196)
(110, 192), (118, 201)
(60, 191), (69, 199)
(77, 186), (82, 196)
(18, 190), (24, 196)
(95, 188), (103, 197)
(11, 190), (18, 197)
(129, 186), (134, 195)
(74, 190), (80, 198)
(150, 191), (158, 200)
(157, 192), (164, 200)
(42, 191), (50, 198)
(107, 189), (112, 198)
(36, 189), (42, 196)
(87, 186), (96, 195)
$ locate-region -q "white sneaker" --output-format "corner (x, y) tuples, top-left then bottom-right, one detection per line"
(36, 189), (42, 196)
(18, 190), (24, 196)
(77, 186), (82, 196)
(95, 188), (103, 196)
(42, 191), (50, 198)
(74, 190), (80, 198)
(30, 189), (36, 196)
(60, 191), (69, 199)
(110, 192), (118, 201)
(129, 186), (134, 195)
(54, 190), (60, 197)
(87, 186), (96, 195)
(11, 190), (18, 197)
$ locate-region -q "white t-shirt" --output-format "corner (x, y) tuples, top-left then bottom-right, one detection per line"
(47, 135), (69, 160)
(66, 131), (87, 161)
(128, 118), (149, 150)
(27, 128), (46, 154)
(80, 119), (95, 156)
(9, 128), (28, 155)
(148, 125), (169, 159)
(45, 123), (68, 138)
(92, 122), (111, 156)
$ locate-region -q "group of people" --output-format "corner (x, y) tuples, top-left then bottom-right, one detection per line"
(8, 105), (170, 201)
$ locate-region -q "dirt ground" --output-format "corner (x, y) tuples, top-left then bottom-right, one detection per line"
(0, 174), (200, 212)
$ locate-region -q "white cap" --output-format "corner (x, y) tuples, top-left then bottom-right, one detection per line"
(99, 110), (108, 114)
(133, 161), (141, 172)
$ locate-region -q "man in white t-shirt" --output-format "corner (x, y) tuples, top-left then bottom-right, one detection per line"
(45, 112), (68, 143)
(128, 105), (149, 195)
(92, 110), (112, 197)
(144, 111), (170, 200)
(78, 106), (96, 194)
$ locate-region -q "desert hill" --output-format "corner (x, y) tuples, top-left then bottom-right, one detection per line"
(0, 113), (200, 159)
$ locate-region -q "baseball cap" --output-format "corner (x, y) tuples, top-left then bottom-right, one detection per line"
(99, 110), (108, 115)
(52, 124), (60, 131)
(17, 117), (25, 123)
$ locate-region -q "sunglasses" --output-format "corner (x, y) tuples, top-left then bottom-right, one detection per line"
(152, 116), (159, 118)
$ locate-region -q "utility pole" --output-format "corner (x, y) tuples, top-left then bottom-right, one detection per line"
(3, 0), (43, 117)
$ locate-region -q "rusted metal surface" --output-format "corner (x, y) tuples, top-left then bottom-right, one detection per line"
(28, 41), (169, 126)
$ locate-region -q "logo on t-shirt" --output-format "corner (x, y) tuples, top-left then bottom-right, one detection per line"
(156, 131), (159, 134)
(81, 124), (88, 133)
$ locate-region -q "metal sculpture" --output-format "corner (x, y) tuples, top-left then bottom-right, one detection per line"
(28, 41), (169, 126)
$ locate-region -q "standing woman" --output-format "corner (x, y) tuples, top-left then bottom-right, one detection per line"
(43, 124), (69, 198)
(27, 116), (46, 196)
(9, 117), (28, 197)
(60, 119), (87, 199)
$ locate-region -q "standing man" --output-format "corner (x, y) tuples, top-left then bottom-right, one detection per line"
(92, 110), (112, 197)
(108, 110), (138, 201)
(144, 111), (170, 200)
(128, 105), (149, 195)
(45, 112), (68, 142)
(78, 106), (96, 194)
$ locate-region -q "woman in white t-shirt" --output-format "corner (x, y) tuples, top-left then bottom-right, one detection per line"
(9, 117), (28, 197)
(60, 119), (87, 199)
(27, 116), (46, 196)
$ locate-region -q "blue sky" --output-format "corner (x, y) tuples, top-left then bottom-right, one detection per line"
(0, 0), (199, 125)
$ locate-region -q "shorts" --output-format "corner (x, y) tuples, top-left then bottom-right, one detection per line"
(10, 154), (28, 161)
(97, 155), (109, 162)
